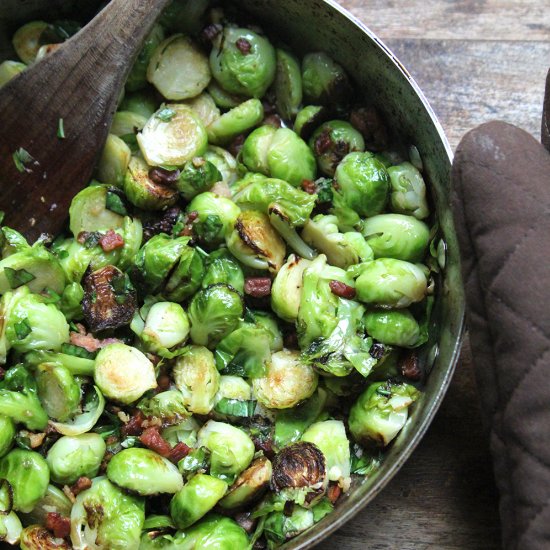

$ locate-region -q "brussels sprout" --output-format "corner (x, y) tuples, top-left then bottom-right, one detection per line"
(206, 98), (264, 145)
(162, 416), (201, 449)
(0, 365), (48, 430)
(69, 184), (125, 237)
(110, 110), (148, 137)
(226, 211), (286, 272)
(119, 89), (158, 119)
(218, 456), (272, 510)
(387, 161), (430, 220)
(216, 375), (252, 402)
(184, 93), (221, 128)
(207, 79), (246, 109)
(234, 177), (317, 228)
(133, 234), (192, 294)
(127, 23), (165, 91)
(136, 301), (190, 354)
(252, 350), (318, 410)
(124, 155), (178, 210)
(18, 484), (72, 526)
(294, 105), (330, 140)
(252, 311), (284, 351)
(210, 27), (276, 98)
(0, 416), (15, 458)
(4, 287), (69, 354)
(173, 346), (220, 414)
(310, 120), (365, 176)
(94, 343), (157, 404)
(0, 450), (49, 512)
(49, 384), (105, 436)
(176, 157), (222, 201)
(302, 420), (351, 489)
(147, 34), (210, 100)
(187, 192), (241, 245)
(188, 284), (243, 348)
(170, 474), (227, 529)
(271, 442), (327, 506)
(25, 349), (95, 377)
(197, 420), (255, 482)
(349, 381), (420, 447)
(296, 254), (354, 348)
(242, 127), (317, 188)
(0, 241), (65, 295)
(302, 52), (352, 106)
(274, 388), (328, 449)
(19, 524), (70, 549)
(363, 308), (421, 347)
(159, 0), (210, 34)
(302, 214), (373, 269)
(137, 390), (189, 426)
(264, 505), (315, 546)
(362, 213), (430, 262)
(355, 258), (428, 308)
(332, 152), (390, 228)
(0, 511), (23, 546)
(12, 21), (50, 64)
(271, 255), (311, 323)
(275, 49), (302, 120)
(203, 146), (238, 188)
(70, 477), (145, 550)
(36, 362), (80, 421)
(96, 134), (132, 188)
(202, 248), (244, 294)
(138, 104), (208, 166)
(107, 448), (183, 495)
(214, 324), (271, 379)
(0, 60), (26, 88)
(46, 434), (106, 485)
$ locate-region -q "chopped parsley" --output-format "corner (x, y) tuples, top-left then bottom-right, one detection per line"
(105, 190), (128, 216)
(12, 147), (35, 173)
(155, 107), (177, 122)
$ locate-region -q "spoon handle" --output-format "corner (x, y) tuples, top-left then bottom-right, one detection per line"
(0, 0), (171, 240)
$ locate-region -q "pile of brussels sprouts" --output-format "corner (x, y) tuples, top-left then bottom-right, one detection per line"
(0, 1), (442, 548)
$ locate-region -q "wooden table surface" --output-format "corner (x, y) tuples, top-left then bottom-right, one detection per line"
(318, 1), (549, 549)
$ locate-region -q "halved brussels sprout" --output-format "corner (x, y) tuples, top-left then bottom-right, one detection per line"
(271, 255), (311, 322)
(241, 125), (276, 174)
(271, 441), (327, 506)
(0, 416), (15, 458)
(204, 146), (238, 188)
(302, 420), (351, 489)
(387, 161), (430, 220)
(46, 433), (106, 485)
(25, 349), (95, 377)
(209, 27), (276, 98)
(172, 346), (220, 415)
(137, 390), (189, 426)
(70, 477), (145, 550)
(264, 505), (315, 546)
(137, 104), (207, 166)
(107, 448), (184, 495)
(162, 416), (201, 449)
(310, 120), (365, 176)
(169, 474), (227, 529)
(163, 246), (205, 303)
(302, 214), (373, 268)
(147, 34), (210, 100)
(362, 213), (430, 262)
(127, 23), (165, 92)
(94, 343), (157, 404)
(124, 155), (178, 210)
(207, 79), (246, 109)
(218, 456), (272, 510)
(216, 375), (252, 402)
(0, 512), (23, 546)
(206, 98), (264, 145)
(188, 285), (244, 348)
(363, 308), (421, 347)
(197, 420), (255, 482)
(275, 49), (302, 120)
(294, 105), (330, 140)
(97, 134), (132, 187)
(0, 60), (26, 88)
(20, 525), (70, 549)
(176, 157), (222, 201)
(0, 450), (49, 512)
(226, 211), (286, 272)
(349, 381), (420, 447)
(332, 151), (390, 228)
(138, 301), (190, 354)
(302, 52), (352, 106)
(12, 21), (50, 64)
(18, 484), (72, 526)
(355, 258), (428, 309)
(202, 248), (244, 294)
(252, 350), (318, 410)
(184, 92), (221, 128)
(110, 110), (148, 137)
(36, 362), (80, 422)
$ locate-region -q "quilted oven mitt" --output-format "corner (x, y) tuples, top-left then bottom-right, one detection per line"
(450, 70), (550, 549)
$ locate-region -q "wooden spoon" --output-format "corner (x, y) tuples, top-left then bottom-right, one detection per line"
(0, 0), (171, 242)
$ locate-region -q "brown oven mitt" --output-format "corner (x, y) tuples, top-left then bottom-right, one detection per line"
(450, 69), (550, 550)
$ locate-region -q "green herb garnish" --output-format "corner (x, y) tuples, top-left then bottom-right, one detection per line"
(14, 319), (32, 340)
(12, 147), (35, 173)
(57, 118), (65, 139)
(156, 107), (177, 122)
(105, 190), (128, 216)
(4, 267), (36, 289)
